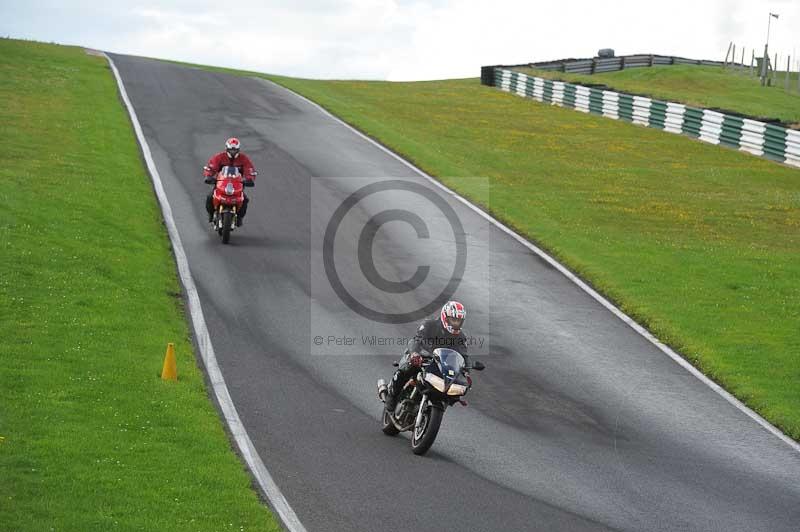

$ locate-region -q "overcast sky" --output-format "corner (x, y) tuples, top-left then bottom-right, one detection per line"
(2, 0), (799, 80)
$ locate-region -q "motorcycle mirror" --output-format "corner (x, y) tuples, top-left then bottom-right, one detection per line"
(392, 361), (399, 367)
(471, 361), (485, 371)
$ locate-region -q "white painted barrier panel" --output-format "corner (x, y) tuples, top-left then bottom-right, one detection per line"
(500, 71), (513, 91)
(785, 130), (800, 167)
(551, 81), (565, 106)
(664, 103), (686, 134)
(533, 78), (545, 102)
(499, 71), (512, 91)
(699, 110), (725, 145)
(739, 119), (766, 156)
(602, 91), (619, 119)
(575, 86), (591, 113)
(632, 97), (651, 125)
(515, 74), (527, 97)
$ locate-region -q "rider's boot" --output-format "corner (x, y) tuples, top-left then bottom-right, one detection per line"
(384, 374), (402, 412)
(206, 195), (214, 223)
(237, 196), (249, 227)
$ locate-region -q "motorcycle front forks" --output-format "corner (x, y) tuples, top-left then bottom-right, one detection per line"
(215, 205), (238, 223)
(415, 394), (428, 428)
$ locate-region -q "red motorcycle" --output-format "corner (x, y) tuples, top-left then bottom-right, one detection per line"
(206, 165), (253, 244)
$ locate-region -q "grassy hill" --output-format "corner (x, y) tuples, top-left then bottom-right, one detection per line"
(0, 38), (279, 531)
(513, 64), (800, 126)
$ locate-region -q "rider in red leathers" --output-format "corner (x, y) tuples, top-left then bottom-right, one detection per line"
(203, 137), (257, 226)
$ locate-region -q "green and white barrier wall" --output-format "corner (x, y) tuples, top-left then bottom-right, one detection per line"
(481, 67), (800, 168)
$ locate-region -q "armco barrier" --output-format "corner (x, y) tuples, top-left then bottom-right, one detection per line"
(485, 68), (800, 168)
(527, 54), (738, 75)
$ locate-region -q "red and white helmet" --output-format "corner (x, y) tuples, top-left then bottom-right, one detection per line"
(440, 301), (466, 334)
(225, 137), (241, 158)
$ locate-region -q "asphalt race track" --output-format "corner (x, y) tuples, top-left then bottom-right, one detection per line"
(110, 54), (800, 532)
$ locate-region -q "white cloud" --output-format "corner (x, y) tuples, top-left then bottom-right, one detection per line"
(2, 0), (799, 80)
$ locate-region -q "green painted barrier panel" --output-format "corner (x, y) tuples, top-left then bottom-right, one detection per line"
(763, 124), (787, 160)
(542, 80), (553, 103)
(682, 108), (703, 137)
(649, 100), (667, 129)
(563, 84), (576, 108)
(525, 78), (536, 98)
(588, 88), (604, 115)
(720, 115), (743, 148)
(618, 94), (634, 121)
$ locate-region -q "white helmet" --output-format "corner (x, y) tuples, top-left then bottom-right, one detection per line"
(440, 301), (465, 334)
(225, 137), (241, 158)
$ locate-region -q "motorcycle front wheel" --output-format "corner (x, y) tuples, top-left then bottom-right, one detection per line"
(221, 211), (233, 244)
(410, 405), (443, 455)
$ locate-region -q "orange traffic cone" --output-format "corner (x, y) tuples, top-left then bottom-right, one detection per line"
(161, 343), (177, 381)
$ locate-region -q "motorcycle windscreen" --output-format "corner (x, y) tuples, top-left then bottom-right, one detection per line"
(220, 165), (242, 178)
(433, 348), (465, 384)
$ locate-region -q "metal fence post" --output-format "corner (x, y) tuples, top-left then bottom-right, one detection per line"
(773, 52), (778, 85)
(750, 50), (755, 76)
(786, 56), (791, 90)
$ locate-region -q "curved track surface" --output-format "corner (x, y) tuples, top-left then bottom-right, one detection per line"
(111, 54), (800, 532)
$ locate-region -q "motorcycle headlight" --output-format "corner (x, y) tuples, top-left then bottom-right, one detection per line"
(424, 373), (446, 393)
(447, 383), (468, 396)
(225, 183), (235, 196)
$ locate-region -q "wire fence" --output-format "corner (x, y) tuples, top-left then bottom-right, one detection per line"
(722, 42), (800, 94)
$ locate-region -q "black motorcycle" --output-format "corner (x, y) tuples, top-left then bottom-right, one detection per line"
(377, 348), (485, 455)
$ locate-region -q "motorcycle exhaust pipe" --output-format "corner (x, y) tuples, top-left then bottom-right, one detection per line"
(376, 379), (387, 402)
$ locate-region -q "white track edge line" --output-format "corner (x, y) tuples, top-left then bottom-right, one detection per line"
(264, 78), (800, 454)
(104, 54), (308, 532)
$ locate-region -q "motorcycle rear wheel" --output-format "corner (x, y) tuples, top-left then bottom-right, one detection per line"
(411, 405), (443, 455)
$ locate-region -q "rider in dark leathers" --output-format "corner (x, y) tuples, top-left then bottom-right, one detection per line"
(384, 301), (468, 412)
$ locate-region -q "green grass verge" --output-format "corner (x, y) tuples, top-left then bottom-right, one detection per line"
(0, 39), (280, 531)
(513, 65), (800, 125)
(167, 57), (800, 441)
